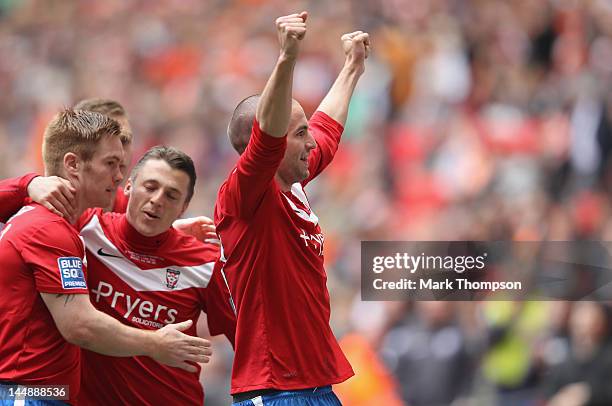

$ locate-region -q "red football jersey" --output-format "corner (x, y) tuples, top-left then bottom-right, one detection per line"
(0, 173), (38, 223)
(0, 204), (89, 404)
(0, 176), (236, 403)
(214, 111), (354, 394)
(76, 209), (231, 405)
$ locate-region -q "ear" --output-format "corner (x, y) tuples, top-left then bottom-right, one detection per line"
(63, 152), (80, 176)
(124, 178), (132, 196)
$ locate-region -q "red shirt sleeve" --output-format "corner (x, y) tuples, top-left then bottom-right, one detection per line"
(19, 220), (89, 295)
(202, 262), (236, 348)
(303, 111), (344, 186)
(0, 173), (39, 223)
(220, 119), (286, 219)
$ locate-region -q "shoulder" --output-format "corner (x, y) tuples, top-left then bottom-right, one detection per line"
(98, 209), (123, 225)
(218, 175), (232, 196)
(76, 207), (108, 231)
(10, 204), (74, 236)
(8, 206), (82, 253)
(216, 169), (238, 203)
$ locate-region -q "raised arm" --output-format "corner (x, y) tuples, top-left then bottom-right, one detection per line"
(299, 31), (371, 185)
(256, 11), (307, 137)
(316, 31), (370, 126)
(41, 293), (211, 372)
(218, 12), (309, 219)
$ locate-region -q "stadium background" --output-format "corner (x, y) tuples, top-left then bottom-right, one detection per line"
(1, 0), (612, 405)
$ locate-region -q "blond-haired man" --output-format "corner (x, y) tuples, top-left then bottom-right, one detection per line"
(24, 98), (134, 219)
(0, 109), (211, 405)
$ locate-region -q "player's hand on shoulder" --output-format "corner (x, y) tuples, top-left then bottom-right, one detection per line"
(151, 319), (212, 372)
(276, 11), (308, 61)
(27, 176), (77, 221)
(173, 216), (219, 245)
(341, 31), (371, 73)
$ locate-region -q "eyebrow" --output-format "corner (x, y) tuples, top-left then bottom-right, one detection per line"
(105, 154), (122, 162)
(143, 179), (182, 195)
(165, 187), (182, 195)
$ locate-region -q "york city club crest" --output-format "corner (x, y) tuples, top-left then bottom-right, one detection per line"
(165, 269), (181, 289)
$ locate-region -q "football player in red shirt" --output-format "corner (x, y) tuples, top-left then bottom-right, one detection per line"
(0, 110), (211, 405)
(1, 146), (234, 405)
(0, 99), (226, 405)
(74, 146), (235, 405)
(0, 145), (235, 405)
(215, 11), (370, 405)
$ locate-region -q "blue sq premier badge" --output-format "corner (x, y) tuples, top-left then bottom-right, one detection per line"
(57, 257), (87, 289)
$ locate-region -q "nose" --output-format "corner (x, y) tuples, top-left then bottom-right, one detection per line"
(305, 133), (316, 151)
(149, 189), (164, 207)
(114, 166), (124, 186)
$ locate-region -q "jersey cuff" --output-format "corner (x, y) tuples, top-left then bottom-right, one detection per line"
(312, 111), (344, 134)
(253, 119), (288, 148)
(19, 173), (41, 194)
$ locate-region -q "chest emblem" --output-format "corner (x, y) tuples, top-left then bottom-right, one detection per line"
(165, 268), (181, 289)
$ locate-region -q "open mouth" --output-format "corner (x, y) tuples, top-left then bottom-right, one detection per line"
(143, 211), (160, 220)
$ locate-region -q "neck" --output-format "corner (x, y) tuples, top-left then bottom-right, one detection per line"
(275, 173), (292, 192)
(70, 201), (88, 224)
(51, 172), (84, 224)
(121, 214), (171, 250)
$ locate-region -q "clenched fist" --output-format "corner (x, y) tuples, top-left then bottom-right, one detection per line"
(276, 11), (308, 61)
(341, 31), (371, 75)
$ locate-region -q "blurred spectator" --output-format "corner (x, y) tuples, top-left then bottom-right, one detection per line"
(380, 301), (476, 405)
(2, 0), (612, 404)
(541, 302), (612, 406)
(481, 301), (549, 406)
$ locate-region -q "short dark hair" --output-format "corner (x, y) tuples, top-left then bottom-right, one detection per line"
(130, 146), (197, 202)
(227, 94), (260, 155)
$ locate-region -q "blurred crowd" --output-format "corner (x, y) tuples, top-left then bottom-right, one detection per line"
(2, 0), (612, 404)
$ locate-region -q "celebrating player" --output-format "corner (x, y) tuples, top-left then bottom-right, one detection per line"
(215, 11), (370, 405)
(0, 110), (212, 404)
(74, 146), (234, 405)
(0, 145), (235, 405)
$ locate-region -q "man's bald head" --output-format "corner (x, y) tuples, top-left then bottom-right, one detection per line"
(228, 95), (260, 155)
